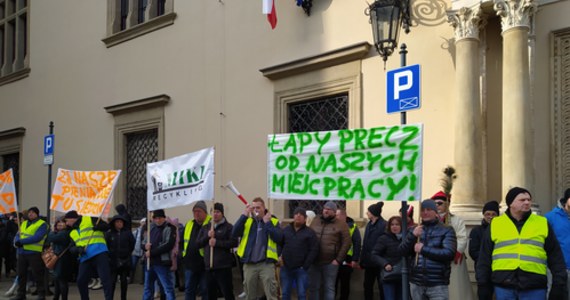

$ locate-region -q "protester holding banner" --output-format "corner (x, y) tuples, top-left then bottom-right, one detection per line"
(308, 201), (351, 300)
(335, 208), (361, 300)
(232, 197), (283, 300)
(360, 202), (387, 300)
(12, 207), (48, 300)
(142, 209), (177, 300)
(105, 214), (135, 300)
(399, 199), (456, 300)
(196, 202), (238, 300)
(65, 210), (113, 300)
(46, 217), (73, 300)
(182, 200), (212, 300)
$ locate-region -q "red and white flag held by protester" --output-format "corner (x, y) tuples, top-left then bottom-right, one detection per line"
(0, 169), (18, 214)
(263, 0), (277, 29)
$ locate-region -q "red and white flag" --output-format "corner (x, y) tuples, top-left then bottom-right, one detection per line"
(263, 0), (277, 29)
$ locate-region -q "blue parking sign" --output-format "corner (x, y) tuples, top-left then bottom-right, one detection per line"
(387, 64), (421, 114)
(44, 135), (54, 155)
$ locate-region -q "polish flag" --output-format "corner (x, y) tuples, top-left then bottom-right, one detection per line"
(262, 0), (277, 29)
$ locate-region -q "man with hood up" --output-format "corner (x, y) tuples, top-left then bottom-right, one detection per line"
(105, 214), (135, 300)
(545, 188), (570, 299)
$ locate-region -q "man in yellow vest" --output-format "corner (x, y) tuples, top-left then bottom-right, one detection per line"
(12, 206), (48, 300)
(232, 197), (283, 300)
(182, 200), (211, 300)
(64, 210), (112, 300)
(476, 187), (568, 300)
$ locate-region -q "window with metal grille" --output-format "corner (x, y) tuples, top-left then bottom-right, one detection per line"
(1, 152), (19, 198)
(125, 129), (158, 220)
(286, 93), (348, 217)
(0, 0), (29, 84)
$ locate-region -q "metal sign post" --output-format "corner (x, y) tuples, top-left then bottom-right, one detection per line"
(44, 122), (54, 224)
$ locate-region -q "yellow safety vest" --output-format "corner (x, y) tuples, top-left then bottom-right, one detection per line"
(183, 215), (211, 257)
(347, 223), (357, 257)
(490, 213), (548, 275)
(236, 217), (279, 261)
(21, 219), (47, 252)
(69, 217), (107, 247)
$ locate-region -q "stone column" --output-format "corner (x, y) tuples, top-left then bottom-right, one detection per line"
(447, 6), (485, 220)
(494, 0), (537, 199)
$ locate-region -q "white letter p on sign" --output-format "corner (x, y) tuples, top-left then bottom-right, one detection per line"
(393, 70), (413, 100)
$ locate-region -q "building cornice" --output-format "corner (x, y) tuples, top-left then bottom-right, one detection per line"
(0, 127), (26, 140)
(260, 42), (371, 80)
(105, 94), (170, 115)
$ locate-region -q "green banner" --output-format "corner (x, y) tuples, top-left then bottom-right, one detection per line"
(267, 124), (422, 201)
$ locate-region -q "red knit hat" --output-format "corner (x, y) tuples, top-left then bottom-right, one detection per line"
(431, 191), (450, 201)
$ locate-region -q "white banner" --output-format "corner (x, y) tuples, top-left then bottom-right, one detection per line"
(147, 147), (215, 210)
(267, 124), (423, 201)
(51, 169), (121, 217)
(0, 169), (18, 214)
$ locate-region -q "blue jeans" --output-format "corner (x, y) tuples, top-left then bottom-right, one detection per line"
(77, 252), (113, 300)
(185, 268), (207, 300)
(383, 281), (402, 300)
(308, 264), (339, 300)
(494, 286), (547, 300)
(281, 266), (308, 300)
(410, 283), (448, 300)
(143, 264), (175, 300)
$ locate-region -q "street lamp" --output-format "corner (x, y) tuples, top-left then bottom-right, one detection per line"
(366, 2), (412, 300)
(366, 0), (411, 62)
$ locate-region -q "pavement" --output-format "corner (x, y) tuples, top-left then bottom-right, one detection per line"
(0, 271), (245, 300)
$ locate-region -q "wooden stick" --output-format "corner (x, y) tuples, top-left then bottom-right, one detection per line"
(147, 211), (151, 270)
(415, 199), (423, 265)
(209, 208), (214, 269)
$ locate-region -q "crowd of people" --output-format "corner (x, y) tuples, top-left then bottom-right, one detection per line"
(1, 186), (570, 300)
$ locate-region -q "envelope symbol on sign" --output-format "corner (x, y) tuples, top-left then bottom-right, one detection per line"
(399, 97), (419, 109)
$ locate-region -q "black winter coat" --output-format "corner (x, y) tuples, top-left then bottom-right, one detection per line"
(360, 217), (387, 268)
(468, 219), (489, 265)
(196, 218), (238, 270)
(105, 227), (135, 269)
(371, 231), (404, 269)
(281, 223), (319, 270)
(399, 219), (456, 287)
(476, 210), (567, 294)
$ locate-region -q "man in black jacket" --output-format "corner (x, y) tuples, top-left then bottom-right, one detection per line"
(105, 215), (135, 300)
(360, 202), (387, 300)
(280, 207), (319, 300)
(476, 187), (567, 300)
(399, 199), (456, 300)
(468, 201), (499, 267)
(142, 209), (177, 300)
(196, 203), (238, 300)
(183, 200), (211, 300)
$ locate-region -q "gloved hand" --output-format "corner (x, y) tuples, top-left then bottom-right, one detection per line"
(454, 251), (463, 264)
(477, 284), (493, 300)
(71, 246), (85, 256)
(549, 284), (567, 300)
(14, 241), (23, 248)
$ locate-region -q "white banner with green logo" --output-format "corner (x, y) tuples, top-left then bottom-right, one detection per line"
(267, 124), (422, 201)
(147, 147), (215, 210)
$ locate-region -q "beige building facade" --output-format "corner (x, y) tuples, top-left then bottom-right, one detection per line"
(1, 0), (570, 291)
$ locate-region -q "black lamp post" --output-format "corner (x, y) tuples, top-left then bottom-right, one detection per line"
(367, 1), (412, 300)
(366, 0), (411, 62)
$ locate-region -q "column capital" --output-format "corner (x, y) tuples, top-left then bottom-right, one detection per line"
(448, 6), (484, 41)
(494, 0), (537, 32)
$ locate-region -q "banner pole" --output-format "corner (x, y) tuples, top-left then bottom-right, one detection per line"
(147, 210), (151, 270)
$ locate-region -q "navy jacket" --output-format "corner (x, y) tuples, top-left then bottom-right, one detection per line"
(360, 217), (387, 268)
(232, 214), (283, 264)
(281, 223), (319, 270)
(399, 219), (456, 287)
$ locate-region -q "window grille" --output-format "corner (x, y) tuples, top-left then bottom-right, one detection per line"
(286, 93), (348, 217)
(126, 129), (158, 219)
